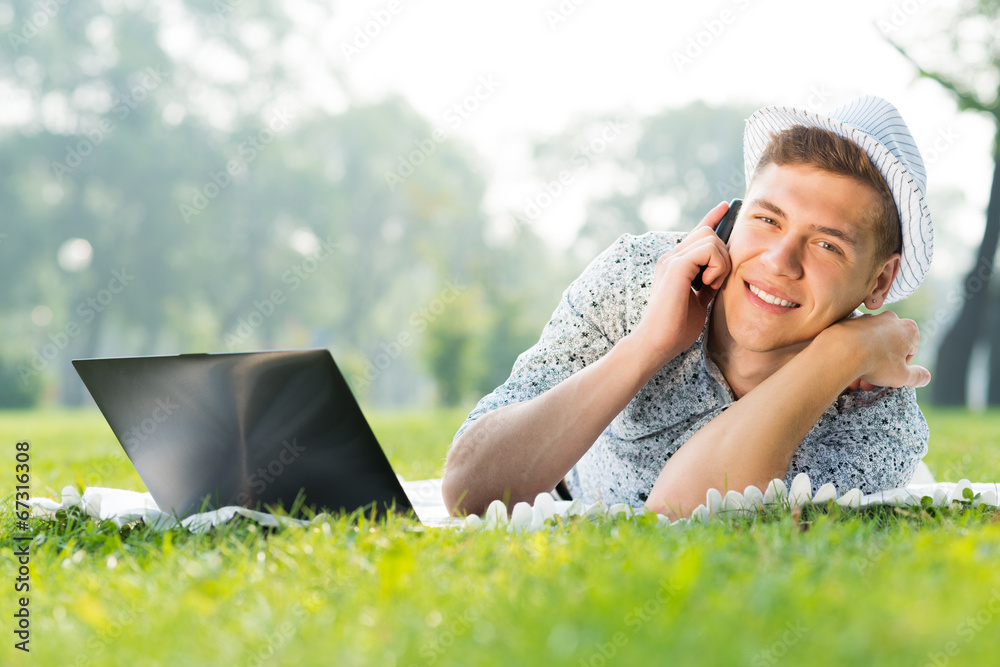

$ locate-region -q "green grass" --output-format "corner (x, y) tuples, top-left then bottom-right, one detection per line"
(916, 408), (1000, 482)
(2, 407), (1000, 666)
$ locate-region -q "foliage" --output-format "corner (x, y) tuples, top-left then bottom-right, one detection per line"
(0, 0), (564, 408)
(531, 103), (755, 256)
(0, 354), (43, 407)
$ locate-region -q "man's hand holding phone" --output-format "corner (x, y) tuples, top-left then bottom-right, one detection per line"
(626, 201), (737, 369)
(693, 199), (741, 289)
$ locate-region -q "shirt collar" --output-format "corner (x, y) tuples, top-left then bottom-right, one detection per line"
(698, 298), (736, 403)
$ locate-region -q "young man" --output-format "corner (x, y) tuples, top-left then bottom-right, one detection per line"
(442, 95), (934, 520)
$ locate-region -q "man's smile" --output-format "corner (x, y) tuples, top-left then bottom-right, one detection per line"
(744, 280), (801, 310)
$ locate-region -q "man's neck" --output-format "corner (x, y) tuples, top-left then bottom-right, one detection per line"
(707, 301), (808, 399)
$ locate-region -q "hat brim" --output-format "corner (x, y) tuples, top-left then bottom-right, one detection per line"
(742, 106), (933, 303)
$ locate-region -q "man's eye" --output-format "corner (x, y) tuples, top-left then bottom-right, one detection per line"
(758, 217), (777, 225)
(818, 241), (840, 253)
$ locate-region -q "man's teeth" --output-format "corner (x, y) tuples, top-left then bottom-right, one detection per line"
(749, 284), (799, 308)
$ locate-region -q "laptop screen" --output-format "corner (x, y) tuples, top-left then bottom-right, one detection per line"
(73, 349), (414, 519)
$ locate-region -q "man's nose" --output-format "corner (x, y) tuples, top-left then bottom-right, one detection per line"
(761, 235), (804, 279)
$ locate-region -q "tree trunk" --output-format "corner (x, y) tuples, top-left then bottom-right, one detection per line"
(933, 150), (1000, 405)
(982, 152), (1000, 404)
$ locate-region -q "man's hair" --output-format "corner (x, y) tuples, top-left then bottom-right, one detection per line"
(748, 125), (901, 266)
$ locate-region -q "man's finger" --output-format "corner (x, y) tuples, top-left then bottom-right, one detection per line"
(909, 365), (931, 388)
(696, 201), (731, 230)
(703, 253), (731, 291)
(678, 236), (730, 287)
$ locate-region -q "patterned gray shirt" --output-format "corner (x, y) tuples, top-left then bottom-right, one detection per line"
(455, 231), (929, 506)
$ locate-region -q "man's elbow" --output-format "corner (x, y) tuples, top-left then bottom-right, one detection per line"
(643, 478), (718, 521)
(441, 469), (473, 517)
(441, 439), (483, 517)
(644, 492), (691, 522)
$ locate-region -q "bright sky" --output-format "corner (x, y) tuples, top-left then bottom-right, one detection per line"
(329, 0), (995, 281)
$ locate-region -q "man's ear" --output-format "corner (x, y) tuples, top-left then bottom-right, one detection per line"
(864, 253), (901, 309)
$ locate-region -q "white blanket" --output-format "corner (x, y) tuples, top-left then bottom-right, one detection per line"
(26, 472), (1000, 534)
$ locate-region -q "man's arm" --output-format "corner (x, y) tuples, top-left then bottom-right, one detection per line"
(643, 312), (931, 520)
(791, 385), (928, 495)
(442, 203), (736, 516)
(443, 333), (663, 515)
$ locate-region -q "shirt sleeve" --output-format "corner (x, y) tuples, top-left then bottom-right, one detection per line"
(785, 385), (930, 494)
(452, 233), (640, 441)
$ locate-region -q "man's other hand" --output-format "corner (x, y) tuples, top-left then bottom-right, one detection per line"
(627, 201), (734, 368)
(826, 311), (931, 390)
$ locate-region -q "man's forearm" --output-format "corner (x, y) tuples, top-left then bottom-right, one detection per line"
(644, 330), (863, 520)
(442, 335), (668, 516)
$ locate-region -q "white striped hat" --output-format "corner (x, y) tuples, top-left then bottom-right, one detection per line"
(743, 95), (933, 303)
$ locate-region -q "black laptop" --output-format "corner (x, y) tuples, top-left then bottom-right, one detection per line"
(72, 349), (414, 519)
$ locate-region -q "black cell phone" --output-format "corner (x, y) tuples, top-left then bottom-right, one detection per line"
(692, 198), (742, 290)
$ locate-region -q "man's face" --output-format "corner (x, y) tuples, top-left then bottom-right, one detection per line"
(716, 161), (894, 354)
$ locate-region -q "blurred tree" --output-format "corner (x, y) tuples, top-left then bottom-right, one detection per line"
(530, 103), (754, 258)
(419, 215), (569, 407)
(1, 0), (325, 403)
(885, 0), (1000, 405)
(0, 0), (559, 408)
(422, 285), (489, 407)
(0, 353), (42, 407)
